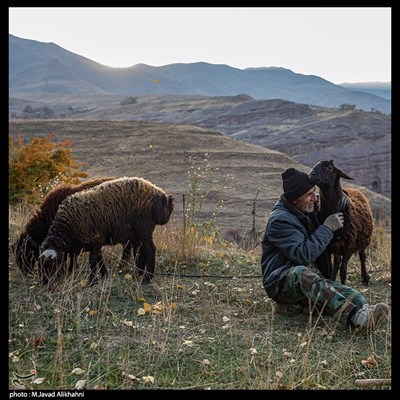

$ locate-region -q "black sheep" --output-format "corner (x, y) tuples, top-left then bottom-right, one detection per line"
(39, 177), (174, 285)
(309, 160), (374, 285)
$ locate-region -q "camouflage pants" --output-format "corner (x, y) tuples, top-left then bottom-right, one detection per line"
(273, 265), (367, 325)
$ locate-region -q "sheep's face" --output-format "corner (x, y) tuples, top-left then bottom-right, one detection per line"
(38, 249), (65, 285)
(13, 234), (40, 275)
(309, 160), (335, 187)
(309, 160), (353, 188)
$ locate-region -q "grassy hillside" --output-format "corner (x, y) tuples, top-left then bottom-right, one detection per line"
(8, 119), (391, 236)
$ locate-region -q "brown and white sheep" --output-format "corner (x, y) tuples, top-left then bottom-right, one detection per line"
(38, 177), (174, 285)
(12, 177), (135, 276)
(309, 160), (374, 285)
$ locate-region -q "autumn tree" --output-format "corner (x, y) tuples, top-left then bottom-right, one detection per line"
(9, 133), (88, 205)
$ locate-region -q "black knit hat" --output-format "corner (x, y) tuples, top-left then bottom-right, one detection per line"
(282, 168), (315, 202)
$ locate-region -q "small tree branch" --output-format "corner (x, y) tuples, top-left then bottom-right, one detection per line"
(354, 378), (391, 387)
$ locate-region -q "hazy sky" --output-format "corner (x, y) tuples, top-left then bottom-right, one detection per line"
(9, 7), (391, 84)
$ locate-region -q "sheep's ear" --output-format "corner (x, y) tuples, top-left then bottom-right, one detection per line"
(337, 167), (354, 180)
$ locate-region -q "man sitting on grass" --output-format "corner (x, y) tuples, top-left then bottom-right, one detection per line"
(260, 167), (390, 334)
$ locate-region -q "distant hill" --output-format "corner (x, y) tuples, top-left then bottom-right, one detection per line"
(8, 119), (391, 236)
(9, 34), (391, 114)
(339, 82), (391, 101)
(8, 93), (391, 199)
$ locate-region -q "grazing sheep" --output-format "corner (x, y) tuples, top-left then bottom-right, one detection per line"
(13, 177), (133, 276)
(39, 177), (174, 285)
(309, 160), (374, 285)
(13, 177), (113, 274)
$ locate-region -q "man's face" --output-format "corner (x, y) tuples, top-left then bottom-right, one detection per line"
(292, 186), (317, 213)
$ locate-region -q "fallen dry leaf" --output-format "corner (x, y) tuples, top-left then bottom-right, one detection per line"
(361, 355), (377, 368)
(74, 379), (86, 390)
(142, 375), (155, 384)
(143, 302), (152, 314)
(71, 368), (85, 375)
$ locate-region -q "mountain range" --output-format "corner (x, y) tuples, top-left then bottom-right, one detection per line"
(8, 34), (391, 201)
(9, 34), (391, 114)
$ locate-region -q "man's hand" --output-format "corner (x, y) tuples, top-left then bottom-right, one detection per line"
(323, 212), (344, 232)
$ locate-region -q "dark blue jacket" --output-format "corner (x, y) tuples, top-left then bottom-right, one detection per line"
(261, 195), (333, 299)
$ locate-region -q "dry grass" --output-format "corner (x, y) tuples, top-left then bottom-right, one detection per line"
(8, 119), (391, 391)
(8, 203), (391, 391)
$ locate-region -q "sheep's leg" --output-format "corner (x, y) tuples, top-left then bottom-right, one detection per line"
(89, 246), (104, 285)
(88, 251), (98, 286)
(136, 244), (146, 277)
(127, 239), (144, 277)
(331, 254), (341, 281)
(339, 252), (352, 285)
(126, 237), (141, 274)
(319, 251), (333, 279)
(130, 241), (138, 263)
(98, 250), (108, 279)
(122, 242), (132, 263)
(116, 241), (133, 274)
(67, 252), (77, 274)
(143, 239), (156, 283)
(134, 242), (144, 271)
(137, 236), (155, 283)
(359, 250), (370, 286)
(133, 240), (146, 276)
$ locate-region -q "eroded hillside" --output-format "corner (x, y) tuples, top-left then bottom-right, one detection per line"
(9, 119), (391, 237)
